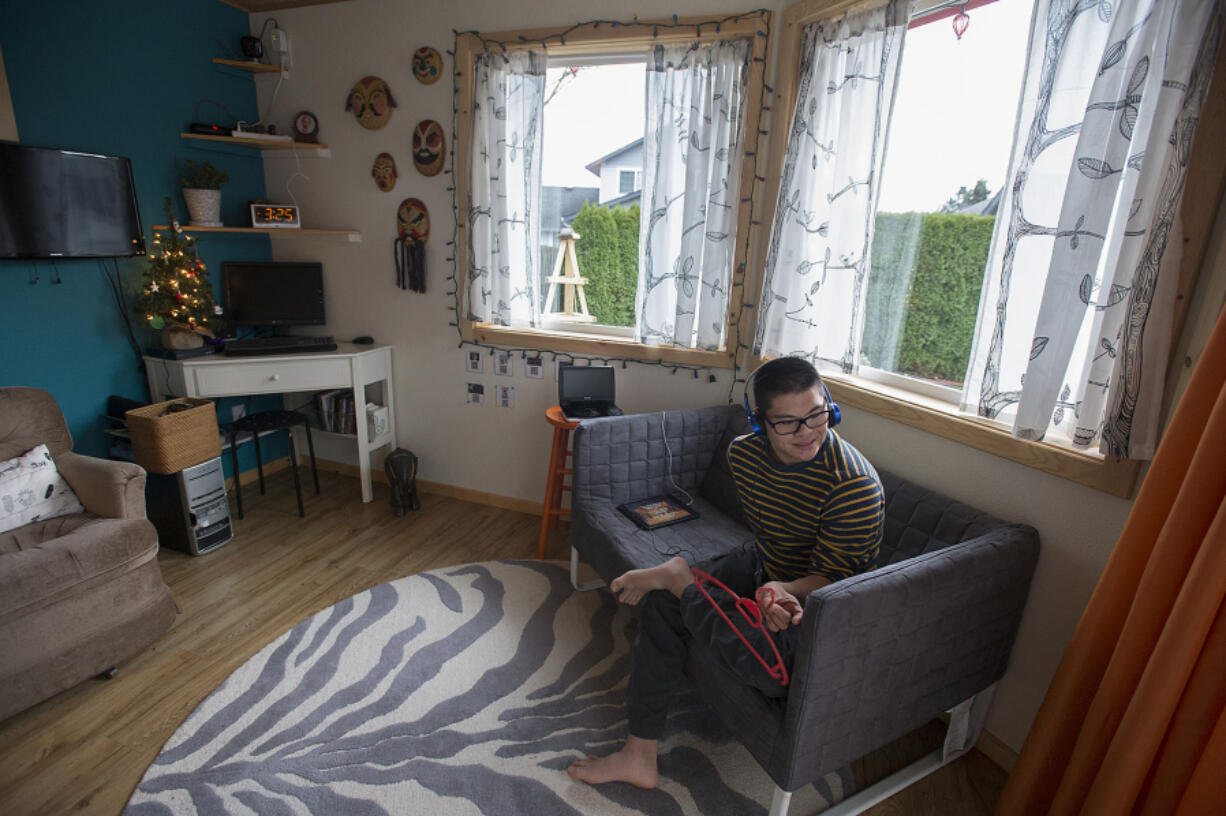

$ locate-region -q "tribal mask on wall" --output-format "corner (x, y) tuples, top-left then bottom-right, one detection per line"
(397, 197), (430, 242)
(372, 153), (397, 192)
(395, 198), (429, 293)
(412, 47), (442, 84)
(412, 120), (444, 176)
(346, 76), (397, 130)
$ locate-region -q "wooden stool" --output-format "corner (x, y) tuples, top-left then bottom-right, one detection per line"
(538, 406), (579, 559)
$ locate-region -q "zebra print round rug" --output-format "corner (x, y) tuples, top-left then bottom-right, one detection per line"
(125, 560), (851, 815)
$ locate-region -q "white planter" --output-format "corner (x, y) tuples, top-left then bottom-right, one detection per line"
(182, 188), (222, 227)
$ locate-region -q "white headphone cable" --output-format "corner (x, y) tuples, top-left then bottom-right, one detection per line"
(661, 411), (694, 506)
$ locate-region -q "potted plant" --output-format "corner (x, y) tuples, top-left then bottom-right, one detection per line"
(180, 159), (229, 227)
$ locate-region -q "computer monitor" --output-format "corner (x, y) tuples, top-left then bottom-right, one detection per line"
(222, 261), (326, 327)
(559, 365), (616, 407)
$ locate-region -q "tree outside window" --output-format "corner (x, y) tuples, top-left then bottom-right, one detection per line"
(859, 0), (1029, 394)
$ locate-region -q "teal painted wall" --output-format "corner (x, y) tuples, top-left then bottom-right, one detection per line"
(0, 0), (274, 461)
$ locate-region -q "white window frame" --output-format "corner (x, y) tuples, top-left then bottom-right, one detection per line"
(856, 364), (962, 404)
(539, 317), (636, 339)
(454, 13), (771, 370)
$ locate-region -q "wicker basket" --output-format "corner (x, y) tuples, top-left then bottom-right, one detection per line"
(125, 398), (222, 474)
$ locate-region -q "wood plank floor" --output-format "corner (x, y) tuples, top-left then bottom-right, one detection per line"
(0, 470), (1006, 815)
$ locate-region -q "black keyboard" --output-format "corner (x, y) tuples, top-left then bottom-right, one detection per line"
(223, 336), (338, 356)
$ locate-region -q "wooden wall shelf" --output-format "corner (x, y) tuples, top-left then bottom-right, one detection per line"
(212, 58), (283, 73)
(180, 133), (328, 152)
(152, 225), (361, 242)
(219, 0), (351, 13)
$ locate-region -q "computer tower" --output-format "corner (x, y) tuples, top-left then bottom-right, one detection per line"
(145, 456), (233, 556)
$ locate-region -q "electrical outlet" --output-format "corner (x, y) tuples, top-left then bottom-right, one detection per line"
(231, 405), (246, 422)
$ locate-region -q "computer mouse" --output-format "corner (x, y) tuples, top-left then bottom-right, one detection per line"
(352, 336), (374, 344)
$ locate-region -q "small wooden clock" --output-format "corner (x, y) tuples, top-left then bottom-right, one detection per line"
(293, 111), (319, 143)
(250, 203), (301, 229)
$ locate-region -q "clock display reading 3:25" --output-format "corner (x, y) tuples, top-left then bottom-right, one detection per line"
(250, 204), (301, 229)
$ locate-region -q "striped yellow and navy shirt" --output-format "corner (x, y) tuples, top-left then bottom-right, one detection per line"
(727, 430), (884, 583)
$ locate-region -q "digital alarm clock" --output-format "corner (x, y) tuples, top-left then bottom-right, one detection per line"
(250, 203), (301, 229)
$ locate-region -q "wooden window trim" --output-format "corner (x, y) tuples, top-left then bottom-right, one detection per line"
(821, 371), (1144, 498)
(749, 0), (1226, 498)
(453, 11), (772, 368)
(469, 325), (734, 369)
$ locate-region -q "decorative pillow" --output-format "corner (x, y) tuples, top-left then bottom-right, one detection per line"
(0, 444), (85, 535)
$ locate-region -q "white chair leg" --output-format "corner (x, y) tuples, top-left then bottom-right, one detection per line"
(769, 786), (792, 816)
(817, 683), (999, 815)
(570, 547), (606, 592)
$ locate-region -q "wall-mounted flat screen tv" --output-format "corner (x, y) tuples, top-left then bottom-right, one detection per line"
(0, 141), (145, 259)
(223, 261), (327, 327)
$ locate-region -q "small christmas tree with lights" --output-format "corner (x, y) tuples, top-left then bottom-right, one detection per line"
(134, 199), (223, 343)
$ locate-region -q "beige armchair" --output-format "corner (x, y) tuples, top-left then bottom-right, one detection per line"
(0, 387), (177, 722)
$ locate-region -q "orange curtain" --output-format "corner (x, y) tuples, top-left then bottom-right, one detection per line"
(996, 300), (1226, 816)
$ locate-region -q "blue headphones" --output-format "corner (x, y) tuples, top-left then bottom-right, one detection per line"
(743, 360), (841, 435)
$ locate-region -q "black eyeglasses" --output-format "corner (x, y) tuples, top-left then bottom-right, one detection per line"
(763, 409), (830, 435)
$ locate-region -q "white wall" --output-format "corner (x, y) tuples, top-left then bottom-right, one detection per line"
(249, 0), (1225, 756)
(248, 0), (754, 503)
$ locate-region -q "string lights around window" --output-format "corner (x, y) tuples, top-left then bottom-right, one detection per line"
(441, 10), (773, 390)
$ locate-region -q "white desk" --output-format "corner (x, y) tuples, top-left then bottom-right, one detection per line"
(143, 343), (396, 503)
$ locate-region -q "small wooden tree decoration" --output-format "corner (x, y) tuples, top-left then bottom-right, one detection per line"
(133, 199), (222, 346)
(542, 228), (595, 323)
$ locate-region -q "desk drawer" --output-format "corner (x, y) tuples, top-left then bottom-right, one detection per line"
(191, 358), (351, 396)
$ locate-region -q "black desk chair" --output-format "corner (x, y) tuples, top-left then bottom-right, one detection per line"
(229, 410), (319, 518)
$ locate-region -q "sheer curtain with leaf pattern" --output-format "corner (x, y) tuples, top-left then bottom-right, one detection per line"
(755, 0), (911, 367)
(637, 40), (750, 350)
(962, 0), (1221, 458)
(467, 50), (546, 328)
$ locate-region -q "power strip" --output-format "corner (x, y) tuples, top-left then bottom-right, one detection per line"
(232, 130), (292, 142)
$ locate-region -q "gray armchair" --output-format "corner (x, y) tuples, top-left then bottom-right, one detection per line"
(569, 405), (1038, 814)
(0, 387), (177, 721)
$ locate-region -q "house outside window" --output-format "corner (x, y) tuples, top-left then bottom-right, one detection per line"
(454, 13), (771, 368)
(580, 138), (645, 206)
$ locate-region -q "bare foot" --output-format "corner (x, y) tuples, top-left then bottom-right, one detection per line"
(609, 556), (691, 605)
(567, 735), (659, 789)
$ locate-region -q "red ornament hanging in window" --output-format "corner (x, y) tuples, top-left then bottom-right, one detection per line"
(953, 6), (970, 40)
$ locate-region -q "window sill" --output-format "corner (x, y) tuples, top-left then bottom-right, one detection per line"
(822, 372), (1141, 499)
(465, 322), (735, 369)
